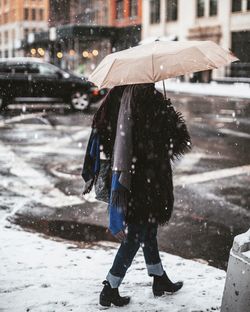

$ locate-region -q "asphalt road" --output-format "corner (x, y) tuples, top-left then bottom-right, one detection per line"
(0, 93), (249, 270)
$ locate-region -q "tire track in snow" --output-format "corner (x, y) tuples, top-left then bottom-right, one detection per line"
(12, 127), (90, 155)
(0, 112), (47, 127)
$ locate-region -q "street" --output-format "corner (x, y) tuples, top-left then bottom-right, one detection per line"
(0, 92), (249, 270)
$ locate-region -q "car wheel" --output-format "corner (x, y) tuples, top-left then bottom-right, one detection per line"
(71, 92), (90, 111)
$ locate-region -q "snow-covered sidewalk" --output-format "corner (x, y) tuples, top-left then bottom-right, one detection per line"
(0, 222), (226, 312)
(156, 80), (250, 99)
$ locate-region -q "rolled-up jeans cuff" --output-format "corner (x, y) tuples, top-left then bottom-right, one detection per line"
(106, 272), (124, 288)
(147, 262), (164, 276)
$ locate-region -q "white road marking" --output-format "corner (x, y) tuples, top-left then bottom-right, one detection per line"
(215, 117), (235, 123)
(174, 153), (202, 172)
(175, 164), (250, 186)
(219, 128), (250, 139)
(16, 145), (84, 155)
(219, 109), (236, 115)
(174, 152), (230, 173)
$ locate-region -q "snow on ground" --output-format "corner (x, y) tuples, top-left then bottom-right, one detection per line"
(156, 80), (250, 99)
(0, 221), (226, 312)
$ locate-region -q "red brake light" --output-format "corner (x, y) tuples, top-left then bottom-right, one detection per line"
(92, 89), (99, 96)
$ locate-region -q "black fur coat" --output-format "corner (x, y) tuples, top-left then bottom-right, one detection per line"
(123, 84), (191, 224)
(82, 84), (191, 225)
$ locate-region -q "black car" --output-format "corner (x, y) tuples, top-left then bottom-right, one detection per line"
(0, 57), (106, 112)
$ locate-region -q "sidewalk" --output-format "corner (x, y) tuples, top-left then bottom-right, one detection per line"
(156, 80), (250, 99)
(0, 220), (226, 312)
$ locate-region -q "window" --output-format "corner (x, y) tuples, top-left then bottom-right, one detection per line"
(129, 0), (138, 17)
(209, 0), (217, 16)
(24, 28), (29, 40)
(197, 0), (205, 17)
(4, 0), (9, 8)
(3, 12), (8, 23)
(12, 9), (16, 20)
(232, 0), (242, 12)
(116, 0), (123, 19)
(247, 0), (250, 10)
(32, 8), (36, 20)
(4, 31), (8, 44)
(24, 8), (29, 20)
(102, 5), (109, 24)
(166, 0), (178, 21)
(12, 64), (28, 74)
(0, 63), (12, 73)
(39, 8), (44, 20)
(29, 63), (58, 76)
(231, 31), (250, 78)
(150, 0), (160, 24)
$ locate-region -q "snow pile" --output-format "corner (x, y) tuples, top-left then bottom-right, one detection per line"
(156, 80), (250, 99)
(0, 223), (226, 312)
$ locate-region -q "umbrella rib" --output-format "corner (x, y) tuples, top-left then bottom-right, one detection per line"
(101, 58), (117, 88)
(200, 52), (218, 69)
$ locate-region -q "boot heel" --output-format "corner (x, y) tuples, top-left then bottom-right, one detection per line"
(99, 297), (111, 307)
(153, 290), (165, 297)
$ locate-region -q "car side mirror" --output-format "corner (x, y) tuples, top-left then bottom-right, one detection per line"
(56, 71), (63, 79)
(57, 71), (70, 79)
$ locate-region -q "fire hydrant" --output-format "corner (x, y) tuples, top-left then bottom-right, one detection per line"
(221, 228), (250, 312)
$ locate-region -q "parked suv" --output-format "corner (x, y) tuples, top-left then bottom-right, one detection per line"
(0, 57), (106, 111)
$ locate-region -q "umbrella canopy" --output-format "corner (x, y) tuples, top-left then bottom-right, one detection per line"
(88, 40), (238, 89)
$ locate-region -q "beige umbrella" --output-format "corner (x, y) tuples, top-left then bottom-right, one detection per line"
(88, 40), (238, 95)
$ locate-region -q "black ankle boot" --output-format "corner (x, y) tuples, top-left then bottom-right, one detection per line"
(99, 280), (130, 307)
(153, 271), (183, 296)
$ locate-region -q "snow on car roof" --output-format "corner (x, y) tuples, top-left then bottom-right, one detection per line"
(0, 57), (46, 64)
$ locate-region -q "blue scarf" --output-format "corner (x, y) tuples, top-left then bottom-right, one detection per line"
(108, 172), (125, 235)
(83, 132), (125, 235)
(89, 133), (100, 175)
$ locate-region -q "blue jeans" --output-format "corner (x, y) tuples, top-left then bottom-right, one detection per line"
(106, 223), (164, 288)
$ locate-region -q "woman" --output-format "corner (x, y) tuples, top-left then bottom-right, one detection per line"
(82, 83), (191, 307)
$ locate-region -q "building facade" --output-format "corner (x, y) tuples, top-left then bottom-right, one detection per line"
(142, 0), (250, 80)
(21, 0), (142, 74)
(48, 0), (110, 27)
(0, 0), (49, 58)
(109, 0), (142, 27)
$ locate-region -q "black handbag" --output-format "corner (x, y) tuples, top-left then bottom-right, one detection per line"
(94, 159), (112, 203)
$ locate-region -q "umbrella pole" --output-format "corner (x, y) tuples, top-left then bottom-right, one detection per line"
(162, 80), (167, 100)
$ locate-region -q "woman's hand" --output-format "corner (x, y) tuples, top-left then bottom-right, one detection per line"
(114, 229), (126, 242)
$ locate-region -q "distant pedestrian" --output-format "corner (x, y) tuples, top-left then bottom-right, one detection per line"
(82, 83), (191, 307)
